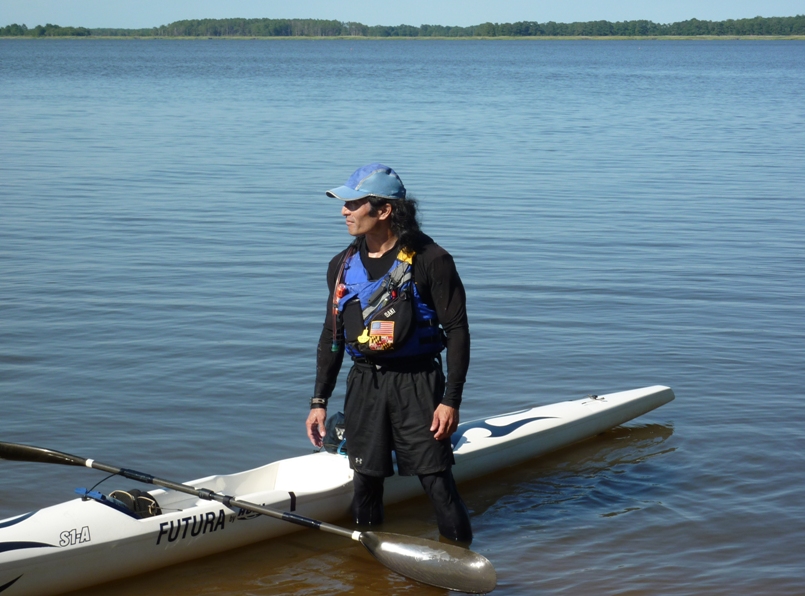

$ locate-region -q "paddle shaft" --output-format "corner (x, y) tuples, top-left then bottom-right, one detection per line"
(0, 441), (355, 538)
(0, 441), (497, 592)
(58, 454), (358, 539)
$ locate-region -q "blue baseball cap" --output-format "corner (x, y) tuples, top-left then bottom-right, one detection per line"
(326, 163), (406, 200)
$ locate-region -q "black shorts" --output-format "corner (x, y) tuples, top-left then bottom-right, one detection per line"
(343, 358), (454, 477)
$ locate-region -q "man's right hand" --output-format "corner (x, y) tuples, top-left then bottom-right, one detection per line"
(306, 408), (327, 448)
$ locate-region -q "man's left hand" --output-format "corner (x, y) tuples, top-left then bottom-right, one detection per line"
(431, 404), (459, 441)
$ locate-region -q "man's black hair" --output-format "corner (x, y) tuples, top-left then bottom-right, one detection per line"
(368, 196), (423, 252)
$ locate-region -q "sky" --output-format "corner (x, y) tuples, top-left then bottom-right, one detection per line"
(2, 0), (803, 29)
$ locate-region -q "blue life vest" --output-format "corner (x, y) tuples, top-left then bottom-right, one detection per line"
(336, 248), (444, 359)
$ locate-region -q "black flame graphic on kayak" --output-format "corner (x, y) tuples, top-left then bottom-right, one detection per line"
(0, 512), (35, 529)
(451, 415), (555, 448)
(0, 512), (57, 591)
(0, 575), (22, 593)
(0, 541), (55, 554)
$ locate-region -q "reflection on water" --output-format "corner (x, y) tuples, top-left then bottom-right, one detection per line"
(468, 424), (676, 521)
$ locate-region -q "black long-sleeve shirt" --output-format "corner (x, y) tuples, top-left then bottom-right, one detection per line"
(314, 234), (470, 408)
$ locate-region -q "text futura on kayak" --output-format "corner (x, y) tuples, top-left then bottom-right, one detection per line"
(333, 244), (444, 359)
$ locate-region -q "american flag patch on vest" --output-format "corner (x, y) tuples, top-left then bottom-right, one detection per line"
(370, 321), (394, 336)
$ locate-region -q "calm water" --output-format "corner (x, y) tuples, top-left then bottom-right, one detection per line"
(1, 39), (804, 595)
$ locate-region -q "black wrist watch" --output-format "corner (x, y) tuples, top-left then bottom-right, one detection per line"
(309, 397), (328, 410)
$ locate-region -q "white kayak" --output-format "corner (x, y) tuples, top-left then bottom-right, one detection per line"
(0, 385), (674, 596)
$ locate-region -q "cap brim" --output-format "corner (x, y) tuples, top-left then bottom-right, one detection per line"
(325, 185), (372, 200)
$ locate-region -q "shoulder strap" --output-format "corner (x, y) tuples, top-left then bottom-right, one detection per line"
(360, 250), (416, 321)
(330, 241), (359, 352)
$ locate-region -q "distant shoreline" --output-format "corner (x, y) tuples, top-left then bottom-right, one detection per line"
(2, 35), (805, 41)
(5, 16), (804, 39)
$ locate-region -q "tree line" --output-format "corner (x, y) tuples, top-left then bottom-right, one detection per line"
(2, 15), (804, 38)
(1, 23), (92, 37)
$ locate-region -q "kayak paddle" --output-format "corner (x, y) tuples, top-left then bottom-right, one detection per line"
(0, 441), (496, 593)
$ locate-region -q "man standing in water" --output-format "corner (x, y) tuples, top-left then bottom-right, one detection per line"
(306, 163), (473, 543)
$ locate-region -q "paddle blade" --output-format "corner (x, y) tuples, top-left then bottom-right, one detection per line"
(360, 531), (496, 593)
(0, 442), (87, 467)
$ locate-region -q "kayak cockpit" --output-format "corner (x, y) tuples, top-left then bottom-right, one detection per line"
(76, 487), (162, 519)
